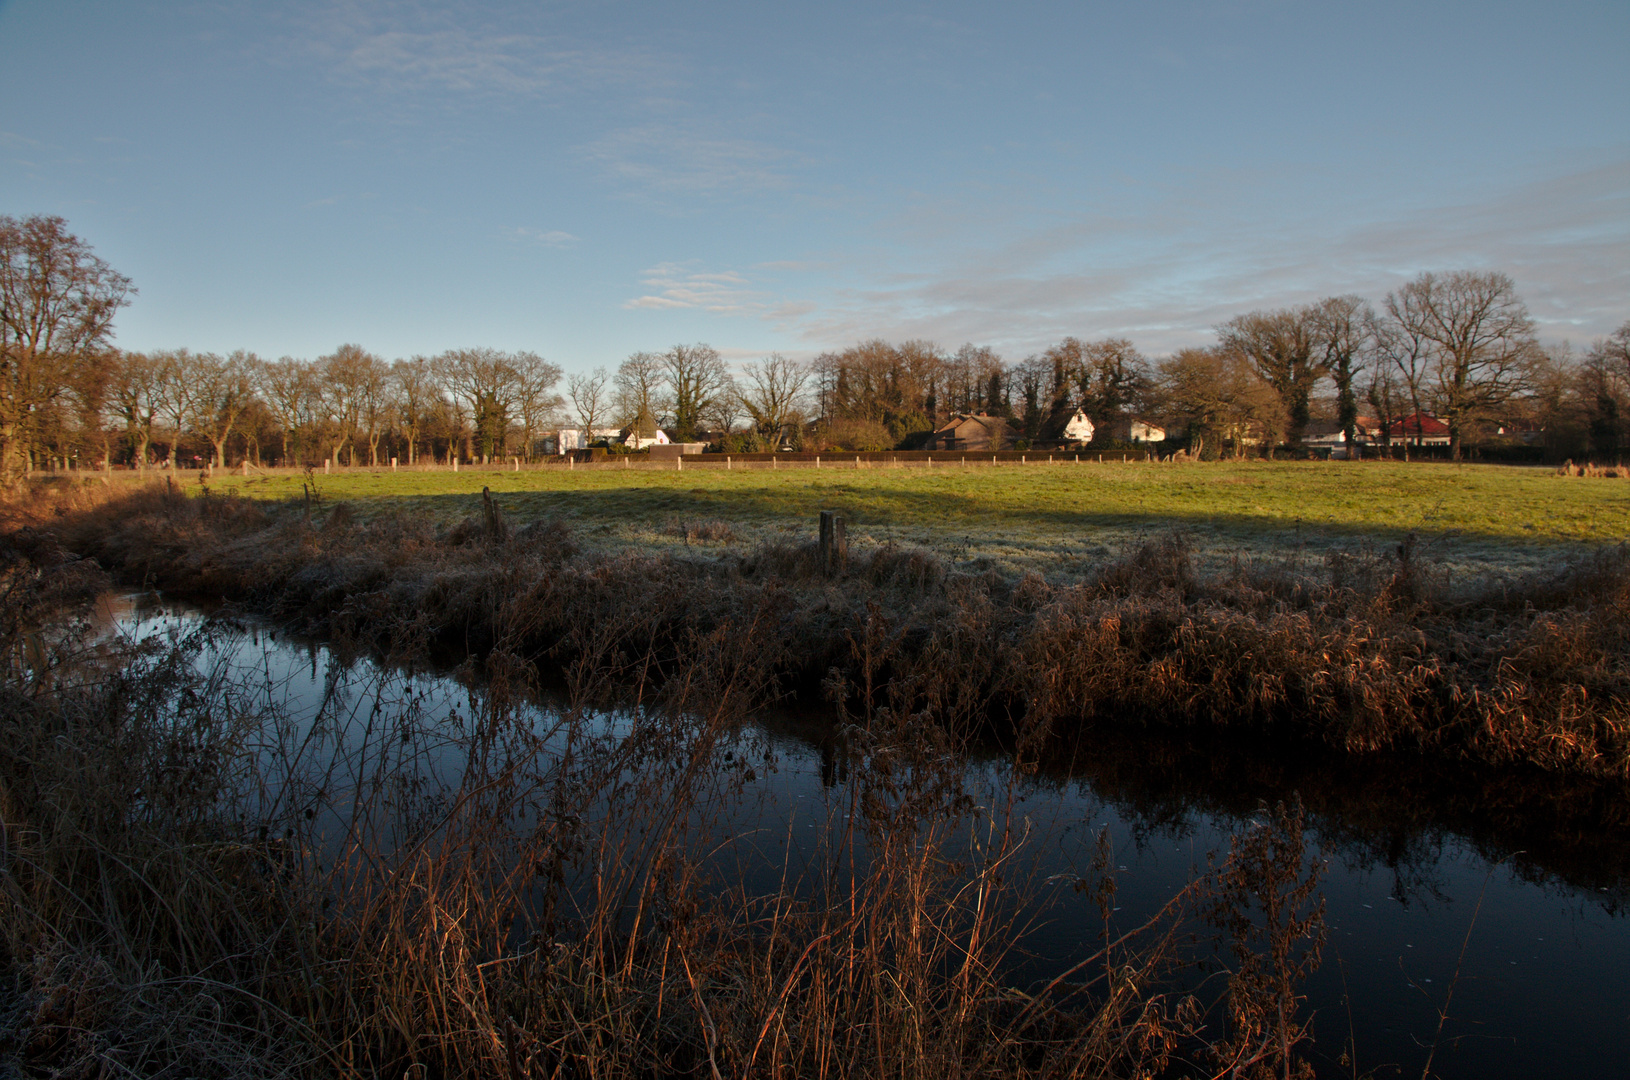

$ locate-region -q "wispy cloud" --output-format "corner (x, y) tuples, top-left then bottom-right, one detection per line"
(586, 124), (803, 195)
(273, 1), (672, 102)
(512, 227), (579, 248)
(624, 263), (768, 314)
(776, 157), (1630, 355)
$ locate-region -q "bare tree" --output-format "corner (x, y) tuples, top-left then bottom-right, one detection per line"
(438, 347), (518, 462)
(705, 372), (744, 437)
(1369, 309), (1434, 459)
(1052, 337), (1152, 422)
(1387, 271), (1538, 459)
(1217, 308), (1324, 452)
(317, 344), (378, 465)
(110, 350), (161, 470)
(191, 350), (257, 467)
(149, 349), (198, 468)
(566, 368), (611, 450)
(943, 343), (1003, 415)
(391, 356), (437, 465)
(512, 351), (564, 460)
(739, 354), (809, 444)
(615, 352), (668, 440)
(259, 357), (318, 465)
(1014, 354), (1050, 441)
(355, 353), (392, 466)
(1592, 320), (1630, 381)
(0, 215), (133, 480)
(1362, 342), (1404, 456)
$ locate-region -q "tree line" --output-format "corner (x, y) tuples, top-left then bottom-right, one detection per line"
(5, 214), (1627, 478)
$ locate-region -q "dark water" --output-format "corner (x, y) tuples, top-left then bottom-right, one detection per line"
(106, 592), (1630, 1080)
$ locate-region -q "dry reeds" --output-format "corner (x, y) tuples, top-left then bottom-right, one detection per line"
(0, 518), (1340, 1078)
(1558, 459), (1630, 478)
(25, 482), (1630, 784)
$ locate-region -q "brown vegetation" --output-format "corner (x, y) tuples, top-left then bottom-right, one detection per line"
(31, 481), (1630, 784)
(0, 491), (1339, 1078)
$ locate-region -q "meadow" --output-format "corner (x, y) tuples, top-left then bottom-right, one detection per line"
(187, 458), (1629, 579)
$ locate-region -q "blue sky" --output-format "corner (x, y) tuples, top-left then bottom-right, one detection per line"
(2, 0), (1625, 370)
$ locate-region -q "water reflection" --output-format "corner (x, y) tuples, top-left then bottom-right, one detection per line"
(103, 592), (1629, 1080)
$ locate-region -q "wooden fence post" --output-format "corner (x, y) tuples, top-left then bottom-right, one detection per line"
(819, 510), (847, 576)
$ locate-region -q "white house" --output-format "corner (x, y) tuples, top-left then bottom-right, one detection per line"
(1062, 409), (1095, 443)
(1098, 415), (1167, 443)
(622, 427), (670, 450)
(554, 427), (625, 451)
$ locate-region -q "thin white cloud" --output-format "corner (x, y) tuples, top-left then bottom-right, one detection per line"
(586, 124), (802, 195)
(512, 227), (579, 248)
(270, 1), (673, 102)
(624, 263), (778, 315)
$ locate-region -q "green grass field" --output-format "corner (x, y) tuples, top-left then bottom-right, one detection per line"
(182, 459), (1627, 580)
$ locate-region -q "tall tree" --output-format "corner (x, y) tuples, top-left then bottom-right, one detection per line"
(110, 350), (161, 470)
(0, 215), (132, 480)
(512, 351), (563, 460)
(1386, 271), (1538, 459)
(739, 354), (809, 444)
(1217, 308), (1324, 451)
(318, 344), (379, 465)
(1573, 323), (1630, 458)
(259, 356), (318, 465)
(391, 355), (437, 465)
(191, 350), (257, 467)
(944, 343), (1003, 415)
(1157, 347), (1282, 459)
(1061, 337), (1151, 422)
(662, 343), (728, 441)
(1015, 355), (1048, 440)
(704, 372), (744, 437)
(1310, 297), (1371, 457)
(1593, 320), (1630, 381)
(567, 367), (611, 449)
(615, 352), (668, 440)
(438, 347), (518, 462)
(150, 349), (197, 468)
(1369, 309), (1433, 459)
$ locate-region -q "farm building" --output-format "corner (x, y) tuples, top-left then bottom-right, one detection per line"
(925, 413), (1008, 451)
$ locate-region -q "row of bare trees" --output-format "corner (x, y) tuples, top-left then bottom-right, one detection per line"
(8, 215), (1626, 473)
(799, 272), (1619, 461)
(98, 346), (566, 470)
(565, 347), (814, 452)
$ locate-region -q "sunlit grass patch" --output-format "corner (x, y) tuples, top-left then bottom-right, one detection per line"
(185, 459), (1630, 579)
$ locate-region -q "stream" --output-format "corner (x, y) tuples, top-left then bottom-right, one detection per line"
(105, 590), (1630, 1079)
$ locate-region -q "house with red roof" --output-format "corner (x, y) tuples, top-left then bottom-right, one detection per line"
(1387, 413), (1450, 446)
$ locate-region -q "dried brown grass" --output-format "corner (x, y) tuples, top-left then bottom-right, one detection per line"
(0, 506), (1341, 1078)
(21, 481), (1630, 783)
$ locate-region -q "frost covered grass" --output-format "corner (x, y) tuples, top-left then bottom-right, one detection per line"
(166, 458), (1630, 580)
